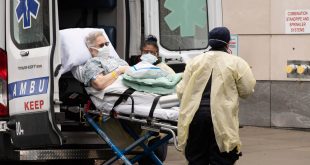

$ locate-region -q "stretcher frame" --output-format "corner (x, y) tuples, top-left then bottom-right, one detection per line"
(83, 92), (180, 165)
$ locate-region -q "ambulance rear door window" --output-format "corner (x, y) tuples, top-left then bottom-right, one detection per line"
(159, 0), (209, 51)
(10, 0), (50, 50)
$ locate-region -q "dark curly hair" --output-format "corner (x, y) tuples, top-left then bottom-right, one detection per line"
(140, 35), (159, 52)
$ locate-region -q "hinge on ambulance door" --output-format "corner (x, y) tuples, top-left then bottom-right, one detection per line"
(54, 99), (63, 105)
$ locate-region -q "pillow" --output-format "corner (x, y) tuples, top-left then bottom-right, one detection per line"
(59, 28), (119, 75)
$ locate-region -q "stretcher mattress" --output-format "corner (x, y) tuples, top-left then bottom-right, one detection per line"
(84, 77), (180, 121)
(71, 64), (179, 121)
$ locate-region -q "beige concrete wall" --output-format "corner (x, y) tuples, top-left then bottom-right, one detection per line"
(223, 0), (270, 34)
(238, 35), (271, 80)
(222, 0), (310, 81)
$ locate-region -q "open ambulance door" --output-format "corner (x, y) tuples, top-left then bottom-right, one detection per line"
(141, 0), (223, 71)
(6, 0), (62, 148)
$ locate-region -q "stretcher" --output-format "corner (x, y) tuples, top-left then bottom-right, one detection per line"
(59, 28), (181, 164)
(81, 89), (181, 165)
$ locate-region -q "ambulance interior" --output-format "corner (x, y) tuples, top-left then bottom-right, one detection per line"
(57, 0), (180, 143)
(57, 0), (124, 132)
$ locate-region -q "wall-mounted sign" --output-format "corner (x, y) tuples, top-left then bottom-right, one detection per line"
(285, 9), (310, 34)
(229, 34), (238, 56)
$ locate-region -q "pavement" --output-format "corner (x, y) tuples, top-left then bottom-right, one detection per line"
(164, 126), (310, 165)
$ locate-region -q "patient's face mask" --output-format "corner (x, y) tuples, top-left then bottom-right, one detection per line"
(93, 46), (110, 58)
(140, 53), (158, 64)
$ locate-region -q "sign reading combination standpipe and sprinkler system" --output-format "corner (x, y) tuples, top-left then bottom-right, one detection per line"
(285, 9), (310, 34)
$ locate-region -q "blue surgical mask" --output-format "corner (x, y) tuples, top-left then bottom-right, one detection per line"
(140, 53), (158, 64)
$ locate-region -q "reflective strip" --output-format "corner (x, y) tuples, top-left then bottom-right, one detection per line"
(8, 77), (49, 100)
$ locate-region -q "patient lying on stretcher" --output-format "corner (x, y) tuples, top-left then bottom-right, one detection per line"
(82, 31), (130, 90)
(60, 29), (176, 163)
(71, 30), (180, 121)
(82, 31), (180, 94)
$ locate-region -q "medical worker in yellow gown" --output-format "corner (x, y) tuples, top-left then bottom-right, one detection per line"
(177, 27), (256, 165)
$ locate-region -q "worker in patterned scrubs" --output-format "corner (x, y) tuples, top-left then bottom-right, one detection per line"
(177, 27), (256, 165)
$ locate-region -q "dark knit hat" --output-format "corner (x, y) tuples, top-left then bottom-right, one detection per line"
(208, 27), (231, 49)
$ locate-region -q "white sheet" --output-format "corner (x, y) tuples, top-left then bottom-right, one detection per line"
(84, 77), (179, 121)
(89, 86), (179, 121)
(114, 105), (179, 121)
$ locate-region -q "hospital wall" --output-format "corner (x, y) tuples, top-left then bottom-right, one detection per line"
(222, 0), (310, 128)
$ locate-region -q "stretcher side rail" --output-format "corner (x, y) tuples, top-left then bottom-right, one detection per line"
(95, 91), (178, 135)
(104, 90), (162, 122)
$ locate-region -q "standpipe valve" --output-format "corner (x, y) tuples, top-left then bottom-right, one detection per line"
(286, 64), (297, 74)
(297, 64), (309, 75)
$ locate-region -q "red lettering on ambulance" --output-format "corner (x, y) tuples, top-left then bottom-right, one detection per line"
(24, 100), (44, 111)
(29, 101), (34, 110)
(24, 102), (29, 110)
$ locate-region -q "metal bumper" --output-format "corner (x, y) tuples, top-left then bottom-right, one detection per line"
(17, 149), (113, 160)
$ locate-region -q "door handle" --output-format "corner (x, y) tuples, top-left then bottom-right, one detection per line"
(20, 51), (29, 57)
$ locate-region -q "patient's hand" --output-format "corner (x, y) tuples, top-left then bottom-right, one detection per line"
(117, 66), (130, 75)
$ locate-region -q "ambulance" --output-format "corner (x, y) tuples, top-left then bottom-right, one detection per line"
(0, 0), (222, 162)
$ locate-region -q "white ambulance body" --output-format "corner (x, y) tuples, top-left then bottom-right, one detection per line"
(0, 0), (222, 162)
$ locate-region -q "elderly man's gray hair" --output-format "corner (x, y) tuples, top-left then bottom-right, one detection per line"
(85, 31), (104, 48)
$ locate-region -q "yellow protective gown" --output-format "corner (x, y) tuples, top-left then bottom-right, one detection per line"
(176, 51), (256, 153)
